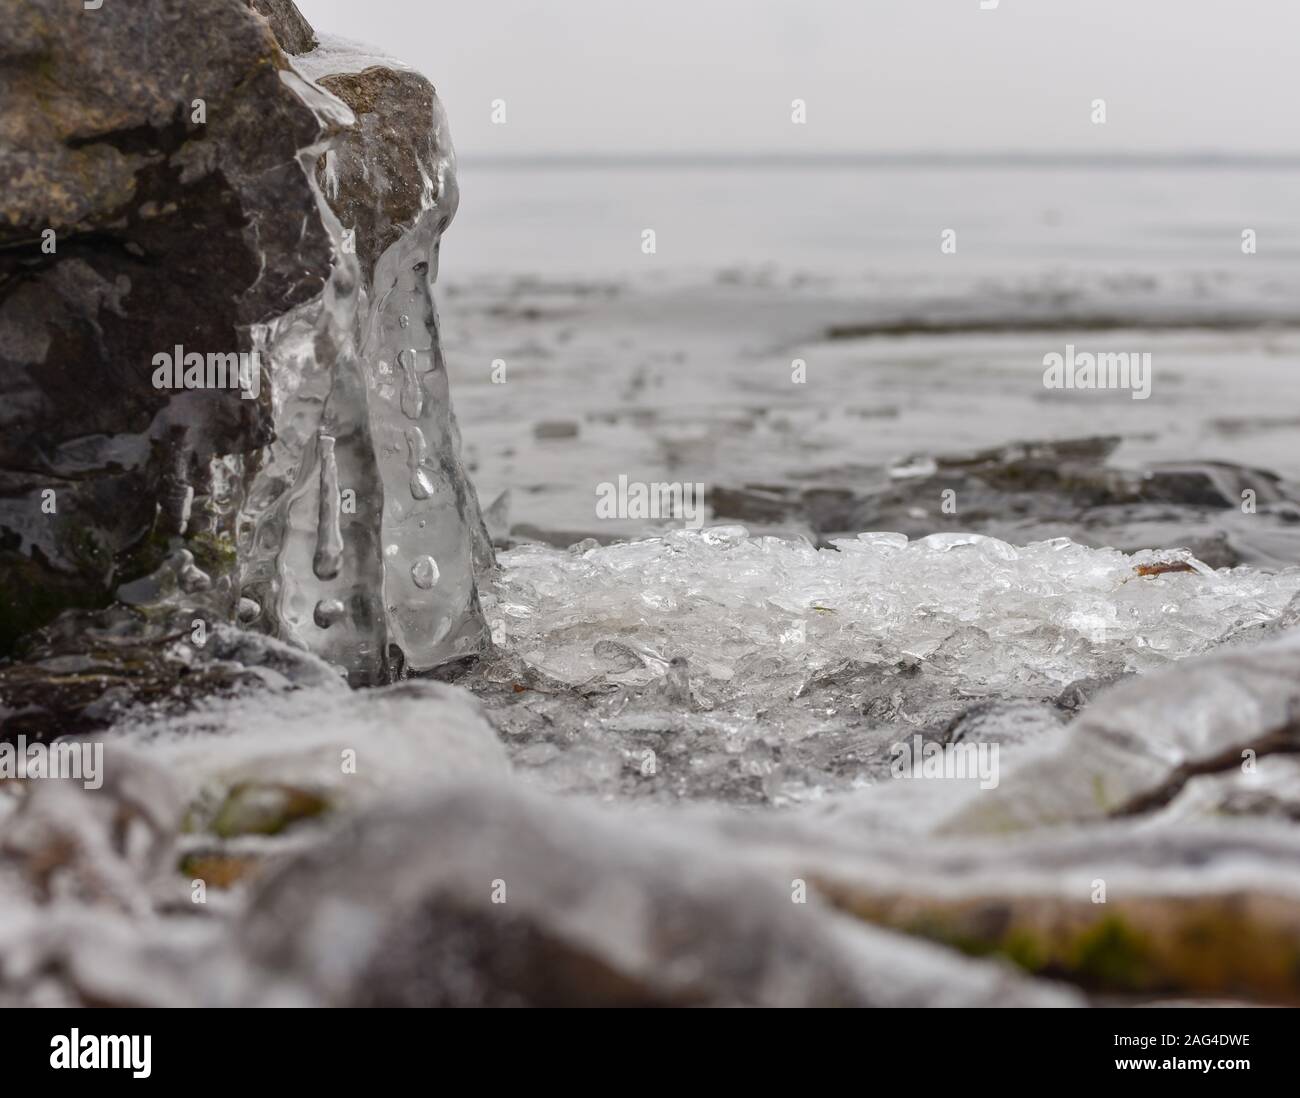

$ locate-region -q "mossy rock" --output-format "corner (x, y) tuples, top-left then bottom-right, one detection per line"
(814, 878), (1300, 1004)
(211, 782), (330, 838)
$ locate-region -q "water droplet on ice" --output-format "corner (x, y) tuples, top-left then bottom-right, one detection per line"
(398, 349), (424, 418)
(237, 597), (262, 624)
(314, 599), (346, 628)
(411, 555), (440, 589)
(405, 427), (434, 499)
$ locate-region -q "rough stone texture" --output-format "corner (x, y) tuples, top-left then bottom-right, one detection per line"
(314, 67), (451, 279)
(248, 0), (318, 54)
(0, 0), (331, 656)
(0, 0), (492, 726)
(0, 611), (345, 739)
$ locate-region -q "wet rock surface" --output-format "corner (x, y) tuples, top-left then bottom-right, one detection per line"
(711, 436), (1300, 568)
(0, 610), (344, 740)
(248, 0), (318, 54)
(0, 0), (335, 652)
(0, 0), (490, 729)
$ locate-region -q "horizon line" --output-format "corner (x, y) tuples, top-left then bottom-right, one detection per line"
(459, 149), (1300, 169)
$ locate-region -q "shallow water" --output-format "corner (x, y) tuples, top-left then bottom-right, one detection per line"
(440, 162), (1300, 540)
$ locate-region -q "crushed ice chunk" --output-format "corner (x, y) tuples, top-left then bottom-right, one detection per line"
(486, 528), (1300, 705)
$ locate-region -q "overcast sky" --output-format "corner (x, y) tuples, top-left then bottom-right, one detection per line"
(296, 0), (1300, 158)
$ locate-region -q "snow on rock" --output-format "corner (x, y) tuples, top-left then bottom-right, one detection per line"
(236, 781), (1079, 1007)
(939, 626), (1300, 833)
(114, 680), (510, 824)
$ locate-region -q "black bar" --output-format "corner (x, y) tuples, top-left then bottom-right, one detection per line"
(1, 1006), (1292, 1085)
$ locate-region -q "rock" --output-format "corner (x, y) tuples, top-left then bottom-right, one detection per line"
(1137, 461), (1287, 509)
(0, 0), (330, 657)
(941, 699), (1068, 748)
(115, 677), (508, 824)
(210, 782), (329, 838)
(0, 765), (245, 1006)
(0, 0), (492, 717)
(1053, 672), (1135, 713)
(237, 782), (1075, 1006)
(1, 751), (181, 913)
(773, 821), (1300, 1004)
(940, 628), (1300, 834)
(248, 0), (318, 54)
(482, 490), (512, 546)
(533, 420), (580, 440)
(0, 612), (346, 739)
(711, 438), (1300, 568)
(1149, 755), (1300, 825)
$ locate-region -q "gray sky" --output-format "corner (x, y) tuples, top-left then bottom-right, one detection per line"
(296, 0), (1300, 157)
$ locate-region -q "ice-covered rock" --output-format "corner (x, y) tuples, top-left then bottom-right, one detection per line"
(116, 679), (509, 829)
(0, 0), (333, 658)
(0, 752), (233, 1007)
(1151, 755), (1300, 825)
(724, 817), (1300, 1004)
(940, 627), (1300, 833)
(0, 0), (491, 725)
(236, 782), (1077, 1007)
(0, 612), (346, 738)
(248, 0), (318, 54)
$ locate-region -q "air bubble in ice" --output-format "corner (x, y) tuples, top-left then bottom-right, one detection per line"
(398, 350), (424, 419)
(405, 427), (435, 500)
(314, 599), (346, 628)
(411, 556), (440, 590)
(312, 433), (345, 581)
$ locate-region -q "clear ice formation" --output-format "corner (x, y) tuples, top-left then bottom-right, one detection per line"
(474, 528), (1300, 803)
(236, 44), (490, 685)
(489, 528), (1300, 699)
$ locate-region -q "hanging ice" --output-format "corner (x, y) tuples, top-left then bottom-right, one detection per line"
(236, 38), (494, 685)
